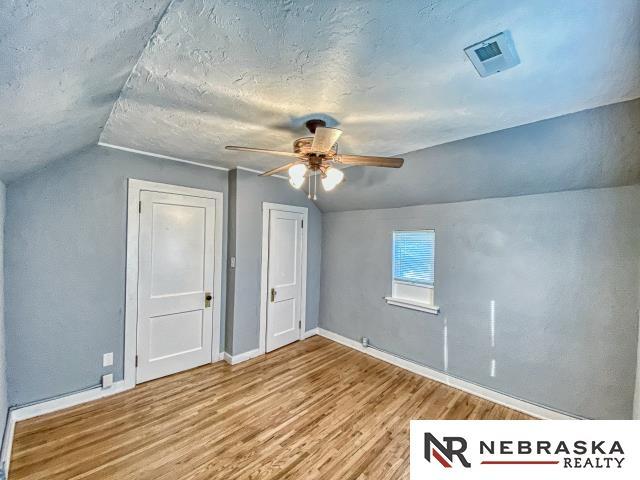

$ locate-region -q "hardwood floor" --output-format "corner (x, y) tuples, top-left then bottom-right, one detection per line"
(10, 336), (530, 479)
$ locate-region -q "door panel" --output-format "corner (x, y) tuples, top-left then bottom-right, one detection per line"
(149, 310), (204, 361)
(150, 203), (206, 296)
(270, 298), (297, 335)
(270, 216), (297, 285)
(266, 209), (304, 352)
(137, 191), (215, 383)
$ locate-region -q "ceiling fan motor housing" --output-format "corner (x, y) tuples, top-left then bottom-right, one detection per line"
(293, 137), (337, 168)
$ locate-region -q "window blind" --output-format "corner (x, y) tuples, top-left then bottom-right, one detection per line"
(393, 230), (435, 286)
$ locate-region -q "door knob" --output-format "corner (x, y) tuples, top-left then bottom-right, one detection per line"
(270, 288), (277, 302)
(205, 292), (212, 308)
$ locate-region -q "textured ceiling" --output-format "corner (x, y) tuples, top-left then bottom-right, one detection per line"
(100, 0), (640, 173)
(2, 0), (639, 185)
(0, 0), (170, 181)
(314, 98), (640, 212)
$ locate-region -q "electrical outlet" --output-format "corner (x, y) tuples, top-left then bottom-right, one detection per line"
(230, 256), (236, 268)
(102, 373), (113, 389)
(103, 352), (113, 367)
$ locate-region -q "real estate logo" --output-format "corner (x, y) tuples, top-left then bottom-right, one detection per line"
(424, 433), (471, 468)
(411, 420), (638, 479)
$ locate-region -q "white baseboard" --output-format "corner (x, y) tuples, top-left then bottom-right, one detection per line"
(223, 348), (262, 365)
(11, 381), (130, 423)
(304, 327), (319, 339)
(1, 380), (131, 477)
(317, 328), (577, 420)
(223, 331), (318, 366)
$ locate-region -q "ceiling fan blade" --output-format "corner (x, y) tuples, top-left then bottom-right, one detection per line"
(226, 146), (301, 158)
(311, 127), (342, 153)
(335, 154), (404, 168)
(260, 160), (303, 177)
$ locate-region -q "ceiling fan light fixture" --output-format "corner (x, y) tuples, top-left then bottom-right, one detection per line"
(289, 176), (304, 189)
(321, 166), (344, 191)
(226, 119), (404, 194)
(288, 163), (307, 189)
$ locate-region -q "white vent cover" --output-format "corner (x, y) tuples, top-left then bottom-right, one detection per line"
(464, 31), (520, 77)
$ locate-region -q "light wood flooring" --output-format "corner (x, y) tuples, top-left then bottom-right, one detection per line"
(10, 335), (530, 479)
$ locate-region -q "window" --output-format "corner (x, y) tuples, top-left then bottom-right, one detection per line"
(393, 230), (434, 286)
(385, 230), (439, 314)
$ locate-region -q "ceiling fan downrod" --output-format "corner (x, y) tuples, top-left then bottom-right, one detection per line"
(305, 119), (327, 134)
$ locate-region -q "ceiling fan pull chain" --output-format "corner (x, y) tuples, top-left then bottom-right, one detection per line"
(313, 172), (318, 200)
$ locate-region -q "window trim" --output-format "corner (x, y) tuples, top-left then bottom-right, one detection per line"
(387, 229), (439, 315)
(384, 296), (440, 314)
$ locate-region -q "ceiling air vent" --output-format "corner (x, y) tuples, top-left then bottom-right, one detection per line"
(464, 31), (520, 77)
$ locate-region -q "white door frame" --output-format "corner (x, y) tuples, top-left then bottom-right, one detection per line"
(124, 179), (224, 388)
(634, 321), (640, 419)
(259, 202), (308, 355)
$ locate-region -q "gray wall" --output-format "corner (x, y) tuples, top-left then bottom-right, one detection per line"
(5, 146), (228, 406)
(225, 170), (239, 353)
(320, 186), (640, 419)
(636, 257), (640, 419)
(226, 169), (322, 355)
(0, 181), (7, 439)
(316, 98), (640, 212)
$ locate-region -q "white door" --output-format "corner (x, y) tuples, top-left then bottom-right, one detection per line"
(266, 209), (304, 352)
(136, 190), (216, 383)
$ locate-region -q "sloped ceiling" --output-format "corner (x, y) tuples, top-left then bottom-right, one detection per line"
(314, 98), (640, 212)
(0, 0), (171, 181)
(100, 0), (640, 173)
(1, 0), (639, 191)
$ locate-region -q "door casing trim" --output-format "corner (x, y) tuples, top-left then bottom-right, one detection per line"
(125, 179), (224, 388)
(259, 202), (309, 355)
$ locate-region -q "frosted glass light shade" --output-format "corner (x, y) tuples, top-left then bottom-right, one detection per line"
(288, 163), (307, 179)
(289, 176), (305, 189)
(288, 163), (307, 189)
(321, 167), (344, 191)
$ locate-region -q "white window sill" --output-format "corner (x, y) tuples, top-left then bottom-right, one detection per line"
(384, 297), (440, 315)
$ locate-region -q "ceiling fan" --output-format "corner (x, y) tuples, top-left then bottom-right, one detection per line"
(226, 119), (404, 198)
